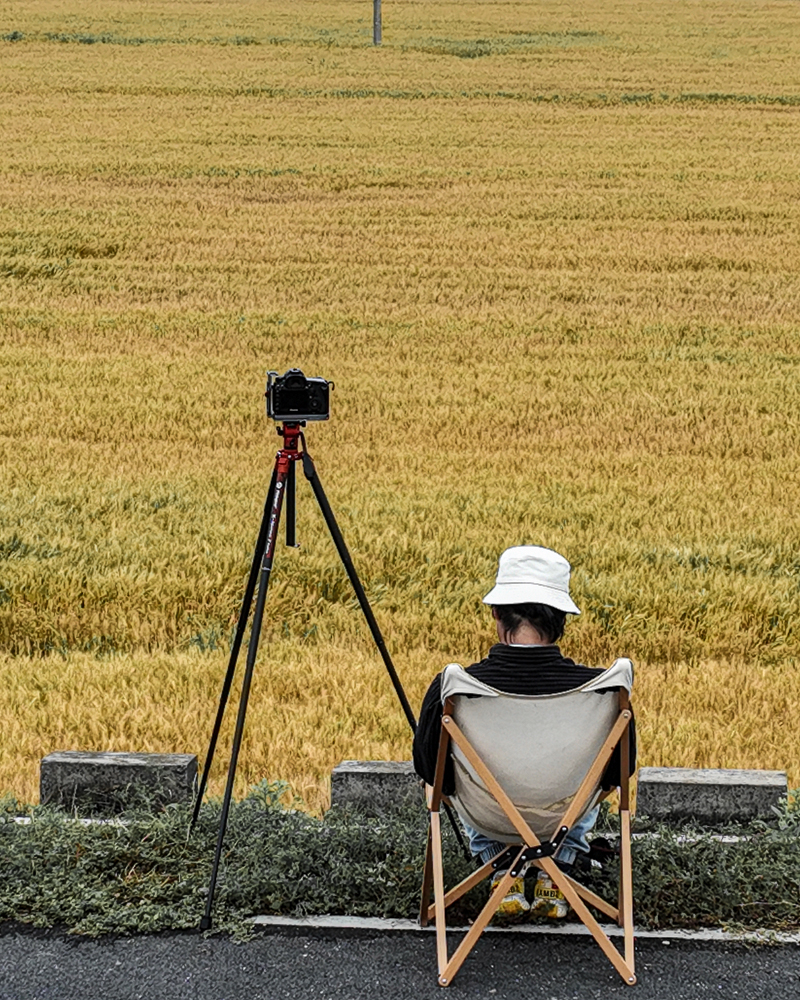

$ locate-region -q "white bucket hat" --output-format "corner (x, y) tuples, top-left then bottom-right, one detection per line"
(482, 545), (581, 614)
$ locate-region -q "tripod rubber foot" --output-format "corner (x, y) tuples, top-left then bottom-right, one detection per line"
(199, 915), (213, 932)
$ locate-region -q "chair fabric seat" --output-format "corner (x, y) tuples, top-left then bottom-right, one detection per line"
(441, 658), (633, 843)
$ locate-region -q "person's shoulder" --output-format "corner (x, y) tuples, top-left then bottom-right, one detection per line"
(465, 652), (498, 679)
(566, 659), (610, 678)
(565, 658), (605, 676)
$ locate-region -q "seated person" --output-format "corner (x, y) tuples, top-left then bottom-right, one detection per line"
(412, 544), (636, 918)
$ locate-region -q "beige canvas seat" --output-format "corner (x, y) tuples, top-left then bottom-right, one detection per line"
(420, 658), (636, 987)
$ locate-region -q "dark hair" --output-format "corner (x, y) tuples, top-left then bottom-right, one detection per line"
(492, 603), (567, 644)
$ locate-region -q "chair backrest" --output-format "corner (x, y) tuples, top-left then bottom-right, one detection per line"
(440, 658), (633, 842)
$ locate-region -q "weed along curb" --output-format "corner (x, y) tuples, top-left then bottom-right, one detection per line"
(0, 761), (798, 938)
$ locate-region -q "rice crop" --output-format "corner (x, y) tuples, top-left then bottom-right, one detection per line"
(1, 0), (799, 812)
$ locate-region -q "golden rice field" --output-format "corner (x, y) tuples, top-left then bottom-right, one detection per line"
(1, 0), (799, 812)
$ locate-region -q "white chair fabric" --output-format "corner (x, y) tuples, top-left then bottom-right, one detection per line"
(440, 658), (633, 842)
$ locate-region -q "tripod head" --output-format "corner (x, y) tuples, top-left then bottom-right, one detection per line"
(276, 420), (304, 447)
(267, 367), (332, 547)
(275, 422), (304, 548)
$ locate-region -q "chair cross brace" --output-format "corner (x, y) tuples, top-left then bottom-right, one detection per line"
(491, 826), (570, 876)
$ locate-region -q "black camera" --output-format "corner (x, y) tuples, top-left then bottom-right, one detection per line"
(265, 368), (333, 422)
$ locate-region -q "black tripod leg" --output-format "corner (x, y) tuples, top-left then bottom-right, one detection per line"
(199, 465), (288, 931)
(301, 450), (417, 732)
(285, 460), (297, 548)
(190, 469), (278, 832)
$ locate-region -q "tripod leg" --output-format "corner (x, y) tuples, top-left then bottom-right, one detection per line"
(190, 469), (277, 832)
(200, 463), (288, 931)
(285, 459), (298, 548)
(301, 450), (417, 732)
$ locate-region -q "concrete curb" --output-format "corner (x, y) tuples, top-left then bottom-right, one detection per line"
(250, 913), (800, 945)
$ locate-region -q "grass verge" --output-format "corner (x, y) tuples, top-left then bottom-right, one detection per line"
(1, 783), (798, 937)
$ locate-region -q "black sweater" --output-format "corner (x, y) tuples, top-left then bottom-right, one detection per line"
(412, 644), (636, 795)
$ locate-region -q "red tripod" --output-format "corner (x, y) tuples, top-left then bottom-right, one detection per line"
(193, 421), (421, 930)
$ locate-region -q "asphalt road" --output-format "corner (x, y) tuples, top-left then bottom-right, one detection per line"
(1, 926), (799, 1000)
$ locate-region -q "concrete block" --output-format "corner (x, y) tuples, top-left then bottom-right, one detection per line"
(330, 760), (421, 817)
(636, 767), (787, 826)
(40, 751), (197, 815)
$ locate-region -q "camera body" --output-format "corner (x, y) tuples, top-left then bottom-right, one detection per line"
(266, 368), (332, 422)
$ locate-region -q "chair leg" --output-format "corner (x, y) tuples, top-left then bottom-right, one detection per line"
(437, 847), (526, 988)
(619, 809), (635, 976)
(430, 810), (449, 978)
(542, 856), (636, 986)
(420, 819), (434, 927)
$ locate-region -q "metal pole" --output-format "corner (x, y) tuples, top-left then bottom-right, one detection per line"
(373, 0), (381, 46)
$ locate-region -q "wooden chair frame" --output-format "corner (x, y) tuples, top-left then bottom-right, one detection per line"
(419, 691), (636, 988)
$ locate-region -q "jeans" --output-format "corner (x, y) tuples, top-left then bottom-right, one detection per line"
(462, 804), (600, 869)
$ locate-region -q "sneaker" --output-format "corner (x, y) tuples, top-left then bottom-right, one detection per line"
(530, 869), (569, 919)
(490, 871), (530, 919)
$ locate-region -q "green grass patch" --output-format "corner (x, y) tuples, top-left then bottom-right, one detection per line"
(1, 785), (798, 937)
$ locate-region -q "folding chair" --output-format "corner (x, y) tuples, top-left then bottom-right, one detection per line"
(419, 659), (636, 987)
